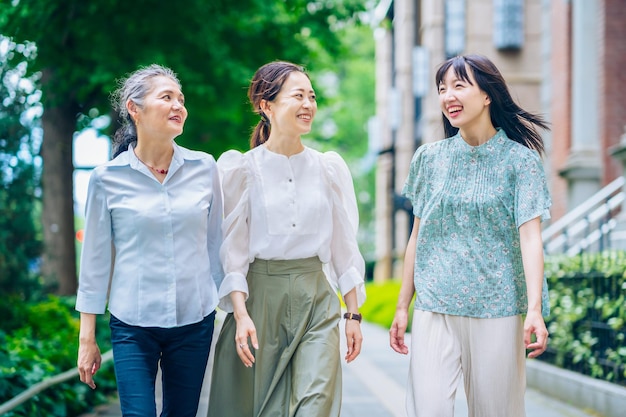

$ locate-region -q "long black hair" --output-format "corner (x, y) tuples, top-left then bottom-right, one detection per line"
(435, 54), (549, 153)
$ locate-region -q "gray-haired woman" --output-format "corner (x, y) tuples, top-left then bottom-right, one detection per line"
(76, 64), (224, 417)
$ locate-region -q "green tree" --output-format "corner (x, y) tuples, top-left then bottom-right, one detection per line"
(306, 23), (377, 262)
(0, 0), (365, 295)
(0, 37), (42, 298)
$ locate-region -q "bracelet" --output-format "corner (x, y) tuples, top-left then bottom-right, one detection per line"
(343, 312), (362, 323)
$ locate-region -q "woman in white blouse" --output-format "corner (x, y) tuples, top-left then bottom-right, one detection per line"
(208, 61), (366, 417)
(76, 64), (224, 417)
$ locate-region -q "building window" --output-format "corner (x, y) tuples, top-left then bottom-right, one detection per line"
(445, 0), (466, 58)
(493, 0), (524, 51)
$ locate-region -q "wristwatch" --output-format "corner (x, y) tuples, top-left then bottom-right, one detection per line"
(343, 312), (362, 323)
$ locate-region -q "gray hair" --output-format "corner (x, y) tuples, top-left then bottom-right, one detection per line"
(111, 64), (181, 158)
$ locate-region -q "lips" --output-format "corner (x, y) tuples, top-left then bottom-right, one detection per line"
(297, 114), (312, 121)
(169, 115), (183, 123)
(447, 106), (462, 117)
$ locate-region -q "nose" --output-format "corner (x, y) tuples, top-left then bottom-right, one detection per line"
(305, 95), (318, 108)
(441, 89), (456, 102)
(173, 100), (185, 112)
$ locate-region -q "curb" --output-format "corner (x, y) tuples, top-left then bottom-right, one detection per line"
(527, 359), (626, 417)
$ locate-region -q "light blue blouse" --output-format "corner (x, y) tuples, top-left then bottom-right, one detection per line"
(402, 129), (552, 318)
(75, 143), (224, 328)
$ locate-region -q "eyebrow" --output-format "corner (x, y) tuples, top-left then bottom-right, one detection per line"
(290, 87), (315, 94)
(158, 89), (184, 98)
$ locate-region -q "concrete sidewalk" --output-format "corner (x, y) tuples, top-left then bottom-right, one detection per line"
(81, 315), (598, 417)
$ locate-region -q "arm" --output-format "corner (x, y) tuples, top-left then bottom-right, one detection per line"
(343, 288), (362, 363)
(75, 170), (111, 388)
(389, 217), (419, 354)
(77, 313), (101, 389)
(519, 217), (549, 358)
(231, 291), (258, 367)
(216, 151), (257, 366)
(324, 152), (366, 362)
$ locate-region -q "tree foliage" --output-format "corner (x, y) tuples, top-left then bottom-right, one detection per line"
(1, 0), (367, 153)
(0, 37), (42, 298)
(0, 0), (367, 294)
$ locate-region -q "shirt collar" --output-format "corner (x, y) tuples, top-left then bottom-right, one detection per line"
(109, 141), (203, 166)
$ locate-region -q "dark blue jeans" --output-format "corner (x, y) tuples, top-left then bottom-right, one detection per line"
(109, 311), (216, 417)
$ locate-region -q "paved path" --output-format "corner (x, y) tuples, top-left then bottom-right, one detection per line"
(81, 314), (598, 417)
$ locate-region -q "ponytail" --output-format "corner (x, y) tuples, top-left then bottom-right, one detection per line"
(250, 115), (271, 148)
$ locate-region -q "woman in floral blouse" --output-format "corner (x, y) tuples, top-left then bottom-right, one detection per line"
(390, 54), (552, 417)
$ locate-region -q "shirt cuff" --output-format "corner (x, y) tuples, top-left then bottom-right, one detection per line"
(75, 291), (108, 314)
(217, 271), (249, 313)
(337, 266), (366, 308)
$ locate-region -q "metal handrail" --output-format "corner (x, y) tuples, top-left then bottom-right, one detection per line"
(543, 176), (625, 254)
(0, 350), (113, 415)
(542, 176), (624, 241)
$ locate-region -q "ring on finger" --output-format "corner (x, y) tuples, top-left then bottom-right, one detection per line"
(239, 343), (245, 349)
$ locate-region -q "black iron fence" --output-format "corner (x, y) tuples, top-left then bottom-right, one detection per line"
(541, 255), (626, 386)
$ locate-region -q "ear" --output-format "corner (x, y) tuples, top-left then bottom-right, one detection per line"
(484, 94), (491, 106)
(260, 99), (271, 115)
(127, 99), (139, 122)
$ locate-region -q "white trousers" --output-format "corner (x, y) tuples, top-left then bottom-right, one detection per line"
(407, 310), (526, 417)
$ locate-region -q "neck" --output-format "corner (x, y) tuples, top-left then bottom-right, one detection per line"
(134, 141), (174, 173)
(264, 135), (304, 157)
(458, 125), (498, 147)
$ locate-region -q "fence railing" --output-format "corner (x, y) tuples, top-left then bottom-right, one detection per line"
(540, 267), (626, 387)
(0, 350), (113, 415)
(542, 176), (625, 256)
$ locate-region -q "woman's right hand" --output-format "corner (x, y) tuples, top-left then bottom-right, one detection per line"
(77, 340), (101, 389)
(389, 309), (410, 355)
(234, 313), (259, 367)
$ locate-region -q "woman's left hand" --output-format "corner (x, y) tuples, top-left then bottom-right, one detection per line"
(344, 319), (363, 363)
(524, 310), (549, 358)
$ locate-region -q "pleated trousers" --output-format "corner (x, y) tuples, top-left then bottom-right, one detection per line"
(208, 257), (342, 417)
(407, 310), (526, 417)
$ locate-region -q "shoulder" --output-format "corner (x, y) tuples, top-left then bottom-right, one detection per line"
(176, 144), (217, 165)
(409, 138), (449, 165)
(319, 150), (352, 178)
(216, 149), (247, 171)
(92, 150), (130, 178)
(321, 149), (347, 167)
(496, 131), (540, 158)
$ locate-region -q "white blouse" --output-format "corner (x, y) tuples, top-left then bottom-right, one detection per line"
(216, 145), (366, 312)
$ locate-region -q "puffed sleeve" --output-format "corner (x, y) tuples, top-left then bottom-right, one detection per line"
(323, 151), (366, 307)
(402, 144), (430, 218)
(514, 149), (552, 228)
(75, 168), (114, 314)
(216, 150), (251, 312)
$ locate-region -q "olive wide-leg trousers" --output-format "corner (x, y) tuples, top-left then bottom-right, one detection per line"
(208, 257), (342, 417)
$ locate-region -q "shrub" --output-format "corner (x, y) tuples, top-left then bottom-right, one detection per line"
(0, 296), (117, 416)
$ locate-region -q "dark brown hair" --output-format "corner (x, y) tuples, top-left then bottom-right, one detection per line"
(435, 54), (549, 153)
(247, 61), (308, 148)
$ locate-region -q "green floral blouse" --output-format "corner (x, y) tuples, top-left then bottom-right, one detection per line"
(402, 129), (552, 318)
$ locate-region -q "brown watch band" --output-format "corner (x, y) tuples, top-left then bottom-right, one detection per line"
(343, 312), (362, 323)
